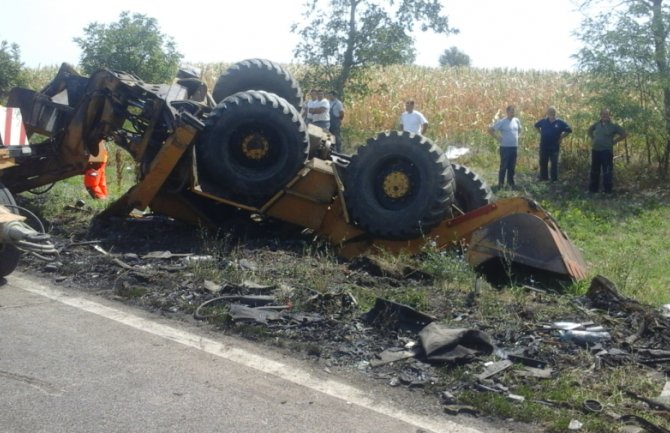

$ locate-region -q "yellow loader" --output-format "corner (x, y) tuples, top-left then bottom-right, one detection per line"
(0, 60), (586, 283)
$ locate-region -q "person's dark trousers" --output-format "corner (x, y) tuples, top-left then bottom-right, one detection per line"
(498, 146), (518, 186)
(329, 124), (342, 152)
(539, 147), (559, 181)
(589, 149), (614, 193)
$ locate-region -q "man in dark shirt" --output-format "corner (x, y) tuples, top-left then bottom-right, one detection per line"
(587, 108), (627, 193)
(534, 107), (572, 182)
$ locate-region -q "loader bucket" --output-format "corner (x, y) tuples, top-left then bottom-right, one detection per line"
(467, 211), (588, 283)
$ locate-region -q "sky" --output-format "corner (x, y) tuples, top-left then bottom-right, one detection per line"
(2, 0), (585, 71)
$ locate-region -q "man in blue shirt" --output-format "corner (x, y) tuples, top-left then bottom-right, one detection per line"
(534, 107), (572, 181)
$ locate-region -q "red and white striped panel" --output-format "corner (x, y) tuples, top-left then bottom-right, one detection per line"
(0, 106), (29, 146)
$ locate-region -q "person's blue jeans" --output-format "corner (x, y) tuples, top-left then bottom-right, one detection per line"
(499, 146), (517, 186)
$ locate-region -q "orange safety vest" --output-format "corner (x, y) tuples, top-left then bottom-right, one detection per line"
(84, 141), (108, 199)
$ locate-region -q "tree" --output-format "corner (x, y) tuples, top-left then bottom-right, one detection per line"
(576, 0), (670, 176)
(74, 11), (182, 83)
(292, 0), (456, 96)
(0, 41), (25, 99)
(439, 46), (470, 67)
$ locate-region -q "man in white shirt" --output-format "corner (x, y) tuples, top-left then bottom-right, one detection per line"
(307, 89), (330, 130)
(488, 105), (521, 189)
(399, 99), (428, 135)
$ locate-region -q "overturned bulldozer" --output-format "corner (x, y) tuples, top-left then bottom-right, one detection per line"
(0, 59), (587, 282)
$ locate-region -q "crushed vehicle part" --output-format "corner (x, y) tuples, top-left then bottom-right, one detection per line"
(506, 353), (548, 369)
(560, 329), (611, 346)
(418, 322), (494, 363)
(361, 298), (436, 333)
(0, 58), (588, 281)
(476, 360), (513, 380)
(370, 348), (420, 367)
(227, 304), (283, 324)
(515, 366), (553, 379)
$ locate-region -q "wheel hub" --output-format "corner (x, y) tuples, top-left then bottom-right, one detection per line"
(383, 171), (410, 199)
(241, 133), (270, 160)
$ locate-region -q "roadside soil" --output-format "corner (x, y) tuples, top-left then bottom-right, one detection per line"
(16, 200), (670, 433)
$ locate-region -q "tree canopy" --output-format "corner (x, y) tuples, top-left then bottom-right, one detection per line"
(576, 0), (670, 176)
(0, 41), (25, 100)
(439, 46), (470, 67)
(292, 0), (456, 96)
(74, 11), (182, 83)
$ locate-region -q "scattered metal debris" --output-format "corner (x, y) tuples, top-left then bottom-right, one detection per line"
(515, 366), (553, 379)
(370, 348), (419, 367)
(568, 419), (583, 430)
(582, 399), (603, 413)
(361, 298), (436, 333)
(476, 360), (513, 380)
(620, 414), (670, 433)
(624, 390), (670, 412)
(443, 405), (480, 416)
(18, 224), (670, 432)
(418, 323), (494, 364)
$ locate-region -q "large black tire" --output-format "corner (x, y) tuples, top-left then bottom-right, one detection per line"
(197, 90), (309, 205)
(343, 131), (455, 240)
(451, 163), (494, 213)
(0, 184), (20, 277)
(213, 59), (303, 112)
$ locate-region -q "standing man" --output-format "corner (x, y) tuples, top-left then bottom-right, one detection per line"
(399, 99), (428, 135)
(489, 105), (522, 189)
(587, 108), (627, 194)
(534, 106), (572, 182)
(327, 90), (345, 152)
(306, 89), (330, 130)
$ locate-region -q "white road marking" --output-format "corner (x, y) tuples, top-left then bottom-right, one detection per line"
(14, 274), (483, 433)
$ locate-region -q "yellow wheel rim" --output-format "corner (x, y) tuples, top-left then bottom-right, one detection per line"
(241, 133), (269, 160)
(383, 171), (410, 198)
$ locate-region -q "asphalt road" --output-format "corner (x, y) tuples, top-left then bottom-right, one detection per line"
(0, 272), (487, 433)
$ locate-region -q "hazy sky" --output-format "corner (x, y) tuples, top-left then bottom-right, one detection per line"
(2, 0), (584, 71)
